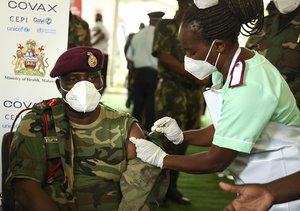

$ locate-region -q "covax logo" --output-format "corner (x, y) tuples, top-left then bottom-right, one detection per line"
(7, 1), (57, 13)
(3, 100), (34, 109)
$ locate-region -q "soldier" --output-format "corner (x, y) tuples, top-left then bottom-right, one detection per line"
(6, 47), (166, 210)
(245, 0), (300, 108)
(68, 11), (91, 48)
(151, 0), (208, 205)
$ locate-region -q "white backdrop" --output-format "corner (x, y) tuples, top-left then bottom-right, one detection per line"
(0, 0), (70, 199)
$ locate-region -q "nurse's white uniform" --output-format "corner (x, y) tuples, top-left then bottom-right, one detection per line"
(204, 48), (300, 211)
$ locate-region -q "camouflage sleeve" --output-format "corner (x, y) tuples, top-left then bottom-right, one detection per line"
(68, 13), (91, 48)
(152, 19), (173, 58)
(118, 159), (161, 211)
(118, 131), (170, 211)
(7, 111), (47, 184)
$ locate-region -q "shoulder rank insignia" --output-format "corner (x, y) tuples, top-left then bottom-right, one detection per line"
(87, 52), (97, 68)
(229, 60), (245, 88)
(47, 99), (57, 107)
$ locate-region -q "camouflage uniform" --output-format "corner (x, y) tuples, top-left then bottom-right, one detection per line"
(245, 7), (300, 108)
(152, 12), (201, 154)
(7, 98), (167, 211)
(152, 12), (201, 200)
(68, 12), (91, 48)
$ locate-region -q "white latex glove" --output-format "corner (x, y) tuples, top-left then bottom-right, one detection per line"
(129, 137), (168, 168)
(151, 117), (184, 144)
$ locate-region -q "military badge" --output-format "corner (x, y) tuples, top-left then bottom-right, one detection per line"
(87, 51), (97, 68)
(44, 136), (58, 143)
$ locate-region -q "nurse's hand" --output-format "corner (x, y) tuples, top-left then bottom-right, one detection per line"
(129, 137), (168, 168)
(151, 117), (184, 144)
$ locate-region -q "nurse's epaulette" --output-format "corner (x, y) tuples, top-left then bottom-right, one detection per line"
(229, 60), (245, 88)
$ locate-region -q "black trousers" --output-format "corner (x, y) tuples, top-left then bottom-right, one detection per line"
(132, 67), (158, 132)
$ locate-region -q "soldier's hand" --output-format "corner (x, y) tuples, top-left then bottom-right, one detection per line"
(130, 137), (168, 168)
(151, 117), (184, 144)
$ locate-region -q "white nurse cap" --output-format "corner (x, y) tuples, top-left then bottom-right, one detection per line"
(194, 0), (219, 9)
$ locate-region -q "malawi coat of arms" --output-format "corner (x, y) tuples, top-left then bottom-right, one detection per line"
(12, 39), (49, 77)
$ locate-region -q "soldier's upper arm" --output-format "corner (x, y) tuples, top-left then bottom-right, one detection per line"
(126, 123), (144, 160)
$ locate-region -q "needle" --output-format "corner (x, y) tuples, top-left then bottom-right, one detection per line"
(146, 118), (172, 138)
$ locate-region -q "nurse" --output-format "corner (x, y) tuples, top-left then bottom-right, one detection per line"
(130, 0), (300, 210)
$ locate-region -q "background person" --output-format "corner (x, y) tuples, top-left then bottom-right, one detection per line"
(151, 0), (208, 205)
(68, 11), (91, 48)
(245, 0), (300, 108)
(124, 23), (145, 109)
(91, 13), (110, 97)
(131, 0), (300, 211)
(7, 47), (164, 211)
(126, 11), (165, 132)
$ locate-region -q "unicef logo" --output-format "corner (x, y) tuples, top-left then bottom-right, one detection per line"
(7, 26), (30, 32)
(24, 27), (30, 32)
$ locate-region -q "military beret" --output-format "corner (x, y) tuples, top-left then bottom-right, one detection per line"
(147, 11), (165, 20)
(50, 46), (104, 77)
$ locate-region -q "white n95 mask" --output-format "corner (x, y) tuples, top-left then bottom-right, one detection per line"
(184, 40), (220, 80)
(61, 80), (102, 113)
(273, 0), (300, 14)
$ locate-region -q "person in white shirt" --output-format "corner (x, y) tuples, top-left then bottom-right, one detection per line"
(91, 13), (110, 97)
(126, 11), (165, 131)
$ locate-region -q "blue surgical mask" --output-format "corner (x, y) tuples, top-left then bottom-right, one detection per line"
(184, 40), (220, 80)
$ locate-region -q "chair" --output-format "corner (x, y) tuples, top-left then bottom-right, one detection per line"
(1, 132), (15, 211)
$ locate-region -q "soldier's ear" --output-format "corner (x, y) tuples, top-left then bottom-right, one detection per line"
(55, 79), (62, 93)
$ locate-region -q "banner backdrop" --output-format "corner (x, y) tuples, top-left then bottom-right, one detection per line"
(0, 0), (70, 197)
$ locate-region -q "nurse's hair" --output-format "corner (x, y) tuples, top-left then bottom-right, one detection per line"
(181, 0), (264, 43)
